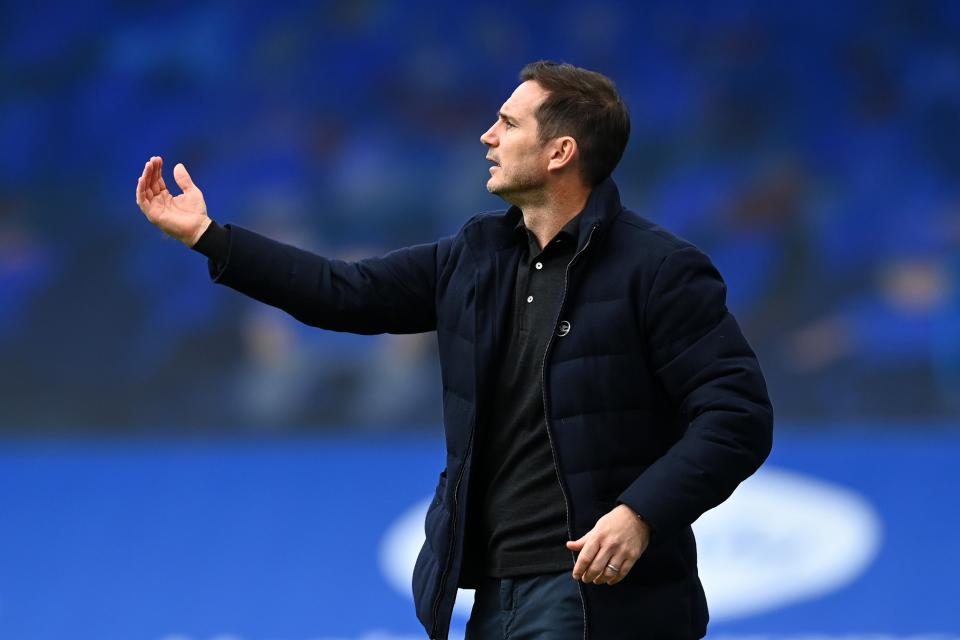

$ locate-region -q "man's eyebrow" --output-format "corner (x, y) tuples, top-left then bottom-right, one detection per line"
(497, 110), (518, 124)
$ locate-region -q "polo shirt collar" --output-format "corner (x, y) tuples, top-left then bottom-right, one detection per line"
(513, 210), (582, 256)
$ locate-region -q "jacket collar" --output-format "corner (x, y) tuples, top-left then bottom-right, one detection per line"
(571, 175), (623, 252)
(467, 176), (624, 255)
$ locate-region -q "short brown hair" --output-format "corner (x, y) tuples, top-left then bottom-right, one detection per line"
(520, 60), (630, 186)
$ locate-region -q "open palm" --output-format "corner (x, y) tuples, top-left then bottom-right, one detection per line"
(135, 156), (211, 246)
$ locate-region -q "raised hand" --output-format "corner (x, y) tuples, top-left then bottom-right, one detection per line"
(135, 156), (211, 247)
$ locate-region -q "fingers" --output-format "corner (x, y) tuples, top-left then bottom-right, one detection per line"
(603, 561), (623, 585)
(569, 534), (637, 586)
(570, 507), (650, 587)
(583, 548), (635, 586)
(565, 536), (585, 552)
(596, 561), (620, 586)
(136, 159), (153, 210)
(570, 536), (600, 582)
(173, 162), (196, 192)
(154, 157), (168, 192)
(571, 538), (621, 585)
(605, 555), (637, 586)
(149, 156), (164, 193)
(585, 547), (616, 585)
(136, 156), (181, 216)
(136, 157), (161, 203)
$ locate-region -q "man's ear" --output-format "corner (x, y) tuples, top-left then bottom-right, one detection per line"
(547, 136), (579, 172)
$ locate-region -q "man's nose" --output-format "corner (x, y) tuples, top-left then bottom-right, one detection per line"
(480, 124), (496, 146)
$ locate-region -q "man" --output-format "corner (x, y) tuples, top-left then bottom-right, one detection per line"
(136, 61), (773, 639)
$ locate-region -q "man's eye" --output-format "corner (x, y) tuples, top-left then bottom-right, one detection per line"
(504, 121), (515, 129)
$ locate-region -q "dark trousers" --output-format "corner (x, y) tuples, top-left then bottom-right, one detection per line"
(464, 571), (584, 639)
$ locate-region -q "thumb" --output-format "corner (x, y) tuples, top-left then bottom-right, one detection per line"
(566, 537), (586, 551)
(173, 162), (197, 192)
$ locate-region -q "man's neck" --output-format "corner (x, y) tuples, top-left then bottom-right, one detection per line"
(520, 183), (592, 249)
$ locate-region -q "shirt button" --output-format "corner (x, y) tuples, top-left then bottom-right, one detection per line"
(535, 262), (543, 270)
(527, 295), (534, 303)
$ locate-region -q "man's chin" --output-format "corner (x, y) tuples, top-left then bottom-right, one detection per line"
(488, 181), (531, 208)
(487, 177), (516, 195)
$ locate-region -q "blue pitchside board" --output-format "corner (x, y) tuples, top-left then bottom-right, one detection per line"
(0, 429), (957, 640)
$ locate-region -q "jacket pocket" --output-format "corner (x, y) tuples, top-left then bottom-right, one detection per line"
(433, 469), (447, 506)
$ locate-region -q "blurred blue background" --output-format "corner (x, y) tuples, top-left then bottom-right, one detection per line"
(0, 1), (958, 638)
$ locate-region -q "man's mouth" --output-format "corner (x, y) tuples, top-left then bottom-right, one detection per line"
(486, 157), (500, 167)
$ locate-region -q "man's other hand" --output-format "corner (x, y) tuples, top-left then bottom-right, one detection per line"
(136, 156), (211, 247)
(566, 504), (651, 586)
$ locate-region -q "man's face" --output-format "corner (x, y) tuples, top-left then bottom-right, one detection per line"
(480, 80), (552, 201)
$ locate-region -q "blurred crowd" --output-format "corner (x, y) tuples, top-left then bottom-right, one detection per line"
(0, 1), (958, 432)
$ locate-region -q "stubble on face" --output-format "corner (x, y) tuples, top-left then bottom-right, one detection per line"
(486, 158), (545, 198)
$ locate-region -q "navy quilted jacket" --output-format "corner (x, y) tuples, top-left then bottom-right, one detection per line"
(208, 178), (773, 639)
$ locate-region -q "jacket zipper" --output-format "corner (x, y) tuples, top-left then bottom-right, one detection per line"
(430, 223), (598, 638)
(430, 264), (483, 638)
(540, 223), (598, 640)
(430, 424), (475, 639)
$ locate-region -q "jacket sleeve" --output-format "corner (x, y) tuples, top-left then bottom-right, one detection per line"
(208, 224), (449, 334)
(618, 246), (774, 538)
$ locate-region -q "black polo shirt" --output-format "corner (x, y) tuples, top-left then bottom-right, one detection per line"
(466, 212), (581, 578)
